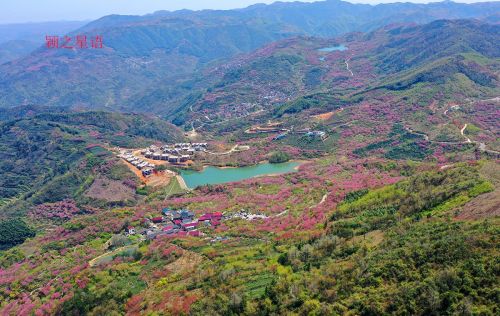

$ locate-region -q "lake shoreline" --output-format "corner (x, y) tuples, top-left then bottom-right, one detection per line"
(196, 159), (306, 171)
(178, 160), (305, 189)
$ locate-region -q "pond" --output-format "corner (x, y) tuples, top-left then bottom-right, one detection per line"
(317, 44), (348, 52)
(179, 162), (301, 189)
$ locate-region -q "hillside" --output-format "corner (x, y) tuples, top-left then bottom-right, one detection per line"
(0, 1), (499, 110)
(0, 21), (87, 64)
(1, 154), (498, 314)
(0, 111), (184, 218)
(165, 20), (498, 141)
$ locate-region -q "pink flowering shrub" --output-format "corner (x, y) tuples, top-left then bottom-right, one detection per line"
(29, 200), (82, 221)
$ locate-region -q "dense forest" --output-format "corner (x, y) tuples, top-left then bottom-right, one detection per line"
(190, 164), (498, 315)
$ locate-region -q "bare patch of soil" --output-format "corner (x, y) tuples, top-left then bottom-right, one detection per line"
(121, 158), (175, 187)
(312, 111), (334, 121)
(85, 177), (136, 202)
(456, 190), (500, 220)
(166, 250), (204, 274)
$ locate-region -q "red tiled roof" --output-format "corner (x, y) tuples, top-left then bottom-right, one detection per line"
(198, 214), (212, 221)
(162, 226), (174, 231)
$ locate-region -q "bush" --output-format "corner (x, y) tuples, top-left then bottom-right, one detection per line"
(269, 151), (291, 164)
(0, 248), (26, 268)
(0, 219), (36, 250)
(109, 235), (131, 249)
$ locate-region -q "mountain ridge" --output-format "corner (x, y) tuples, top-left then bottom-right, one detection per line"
(0, 1), (499, 111)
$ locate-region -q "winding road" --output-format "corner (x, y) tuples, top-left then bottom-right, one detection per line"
(310, 193), (329, 209)
(405, 123), (499, 156)
(345, 59), (354, 77)
(460, 124), (472, 143)
(204, 144), (250, 156)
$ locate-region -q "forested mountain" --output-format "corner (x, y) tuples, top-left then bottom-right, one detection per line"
(0, 112), (184, 218)
(0, 0), (499, 111)
(164, 19), (499, 130)
(0, 21), (87, 64)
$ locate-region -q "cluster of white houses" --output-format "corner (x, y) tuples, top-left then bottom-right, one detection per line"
(119, 152), (155, 176)
(141, 143), (208, 164)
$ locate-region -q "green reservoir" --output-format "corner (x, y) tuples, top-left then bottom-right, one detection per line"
(318, 44), (347, 52)
(180, 162), (301, 189)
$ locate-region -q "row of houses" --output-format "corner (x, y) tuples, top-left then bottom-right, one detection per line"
(169, 143), (208, 149)
(224, 210), (268, 221)
(144, 152), (191, 164)
(119, 152), (155, 176)
(141, 143), (208, 164)
(146, 143), (208, 153)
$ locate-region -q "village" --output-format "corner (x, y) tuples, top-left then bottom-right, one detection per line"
(125, 208), (270, 241)
(118, 142), (208, 177)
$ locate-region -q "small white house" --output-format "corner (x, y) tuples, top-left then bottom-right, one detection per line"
(127, 226), (136, 235)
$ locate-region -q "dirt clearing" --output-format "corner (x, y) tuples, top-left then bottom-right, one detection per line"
(85, 177), (136, 202)
(121, 158), (175, 187)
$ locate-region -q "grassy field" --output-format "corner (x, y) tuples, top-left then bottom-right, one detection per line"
(146, 176), (187, 202)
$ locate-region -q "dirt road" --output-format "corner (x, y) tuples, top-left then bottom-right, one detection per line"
(461, 124), (472, 143)
(204, 145), (250, 156)
(345, 59), (354, 76)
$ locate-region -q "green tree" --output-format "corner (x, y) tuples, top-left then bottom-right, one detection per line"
(269, 151), (291, 164)
(0, 219), (35, 250)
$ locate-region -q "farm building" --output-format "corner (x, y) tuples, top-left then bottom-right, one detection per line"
(180, 210), (195, 220)
(198, 214), (212, 222)
(306, 131), (327, 139)
(168, 156), (180, 163)
(188, 231), (201, 237)
(152, 217), (164, 224)
(127, 226), (136, 235)
(171, 211), (182, 220)
(273, 133), (287, 141)
(162, 226), (177, 234)
(162, 208), (172, 215)
(182, 222), (199, 231)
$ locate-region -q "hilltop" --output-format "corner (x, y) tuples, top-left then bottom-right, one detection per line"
(0, 1), (499, 110)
